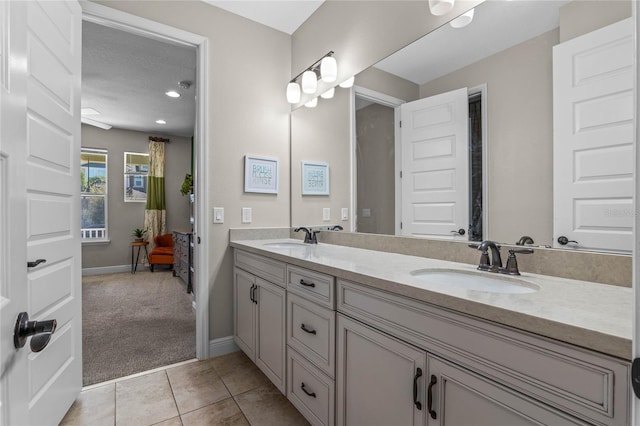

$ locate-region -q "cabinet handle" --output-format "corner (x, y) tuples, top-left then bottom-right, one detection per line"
(249, 284), (254, 303)
(299, 279), (315, 288)
(427, 374), (437, 419)
(413, 368), (422, 410)
(300, 324), (317, 335)
(300, 382), (316, 398)
(252, 285), (258, 304)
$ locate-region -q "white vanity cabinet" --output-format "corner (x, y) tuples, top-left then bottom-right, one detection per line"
(337, 279), (630, 426)
(233, 251), (287, 393)
(286, 265), (337, 426)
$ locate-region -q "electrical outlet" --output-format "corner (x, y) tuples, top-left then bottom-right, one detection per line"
(242, 207), (252, 224)
(323, 208), (331, 221)
(341, 208), (349, 221)
(362, 208), (371, 218)
(213, 207), (224, 224)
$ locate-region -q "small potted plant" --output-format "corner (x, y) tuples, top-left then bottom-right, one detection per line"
(180, 173), (193, 196)
(132, 228), (147, 242)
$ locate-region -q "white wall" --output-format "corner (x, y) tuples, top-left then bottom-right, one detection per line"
(81, 125), (192, 268)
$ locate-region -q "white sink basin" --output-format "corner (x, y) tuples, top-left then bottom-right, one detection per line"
(410, 269), (539, 294)
(263, 242), (308, 249)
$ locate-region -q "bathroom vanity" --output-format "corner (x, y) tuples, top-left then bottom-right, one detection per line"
(231, 239), (631, 426)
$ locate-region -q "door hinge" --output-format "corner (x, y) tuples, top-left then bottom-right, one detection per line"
(399, 120), (402, 128)
(400, 222), (403, 229)
(632, 358), (640, 398)
(400, 171), (403, 178)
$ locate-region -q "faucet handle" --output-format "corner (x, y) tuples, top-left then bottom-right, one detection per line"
(500, 248), (534, 275)
(511, 248), (534, 255)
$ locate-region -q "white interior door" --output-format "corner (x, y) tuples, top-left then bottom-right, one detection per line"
(400, 87), (469, 239)
(0, 1), (82, 425)
(553, 18), (634, 252)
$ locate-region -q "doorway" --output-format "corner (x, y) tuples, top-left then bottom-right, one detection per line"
(80, 1), (210, 382)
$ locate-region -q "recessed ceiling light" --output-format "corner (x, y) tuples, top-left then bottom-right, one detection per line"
(156, 119), (166, 124)
(81, 107), (100, 116)
(165, 91), (180, 98)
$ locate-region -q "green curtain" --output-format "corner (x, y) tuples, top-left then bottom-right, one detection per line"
(144, 139), (167, 249)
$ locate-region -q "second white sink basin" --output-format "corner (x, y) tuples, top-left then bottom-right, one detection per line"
(410, 269), (539, 294)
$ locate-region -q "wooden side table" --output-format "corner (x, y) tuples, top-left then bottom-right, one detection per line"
(131, 241), (149, 274)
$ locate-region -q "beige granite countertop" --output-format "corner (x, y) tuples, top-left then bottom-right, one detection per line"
(230, 238), (632, 361)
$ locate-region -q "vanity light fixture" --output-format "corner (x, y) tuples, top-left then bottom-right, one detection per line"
(428, 0), (455, 16)
(338, 76), (355, 88)
(304, 97), (318, 108)
(450, 8), (474, 28)
(286, 51), (336, 103)
(165, 90), (180, 98)
(155, 119), (167, 124)
(320, 87), (335, 99)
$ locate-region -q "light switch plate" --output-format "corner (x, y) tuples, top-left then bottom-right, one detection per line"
(242, 207), (252, 224)
(323, 208), (330, 221)
(213, 207), (224, 224)
(341, 208), (349, 221)
(362, 208), (371, 218)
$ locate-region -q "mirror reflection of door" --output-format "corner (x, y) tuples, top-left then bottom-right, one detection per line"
(354, 86), (485, 241)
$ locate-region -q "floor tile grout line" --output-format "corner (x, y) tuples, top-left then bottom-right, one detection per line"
(165, 369), (183, 422)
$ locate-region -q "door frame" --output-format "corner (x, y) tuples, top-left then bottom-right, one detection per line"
(633, 0), (639, 421)
(81, 2), (210, 359)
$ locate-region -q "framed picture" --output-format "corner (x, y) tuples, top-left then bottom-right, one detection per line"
(301, 161), (330, 195)
(244, 155), (279, 194)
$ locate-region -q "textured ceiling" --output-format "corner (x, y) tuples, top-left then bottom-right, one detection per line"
(82, 21), (197, 137)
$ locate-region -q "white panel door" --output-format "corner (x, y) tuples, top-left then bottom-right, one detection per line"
(401, 88), (469, 239)
(553, 18), (634, 252)
(0, 1), (82, 425)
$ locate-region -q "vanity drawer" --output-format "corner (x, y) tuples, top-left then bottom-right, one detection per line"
(288, 265), (335, 309)
(234, 250), (286, 287)
(287, 347), (335, 426)
(288, 293), (335, 377)
(337, 279), (630, 426)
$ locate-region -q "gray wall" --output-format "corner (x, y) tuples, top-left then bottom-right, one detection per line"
(95, 1), (292, 340)
(81, 125), (191, 268)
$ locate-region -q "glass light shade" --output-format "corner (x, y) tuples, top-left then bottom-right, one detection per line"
(305, 97), (318, 108)
(428, 0), (455, 16)
(286, 82), (301, 104)
(165, 90), (180, 98)
(450, 8), (474, 28)
(301, 70), (318, 94)
(338, 76), (355, 88)
(320, 56), (338, 83)
(320, 87), (335, 99)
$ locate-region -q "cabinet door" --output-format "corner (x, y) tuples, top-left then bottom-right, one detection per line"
(255, 278), (286, 394)
(337, 314), (426, 426)
(234, 267), (256, 359)
(427, 356), (589, 426)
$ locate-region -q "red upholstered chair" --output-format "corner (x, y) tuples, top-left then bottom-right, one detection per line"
(148, 234), (174, 272)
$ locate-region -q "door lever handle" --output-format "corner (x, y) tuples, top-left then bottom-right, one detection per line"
(14, 312), (57, 352)
(27, 259), (46, 268)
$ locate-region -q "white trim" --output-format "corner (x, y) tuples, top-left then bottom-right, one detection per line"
(209, 336), (240, 358)
(351, 86), (405, 235)
(82, 264), (130, 276)
(468, 84), (489, 240)
(81, 1), (210, 360)
(632, 0), (639, 420)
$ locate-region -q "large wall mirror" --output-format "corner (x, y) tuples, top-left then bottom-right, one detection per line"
(291, 0), (633, 253)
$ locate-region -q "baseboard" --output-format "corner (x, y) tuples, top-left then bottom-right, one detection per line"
(82, 265), (130, 276)
(209, 336), (239, 358)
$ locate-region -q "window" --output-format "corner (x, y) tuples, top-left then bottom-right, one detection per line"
(81, 149), (108, 241)
(124, 152), (149, 202)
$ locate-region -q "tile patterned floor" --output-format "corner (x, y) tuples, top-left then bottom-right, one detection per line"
(60, 351), (310, 426)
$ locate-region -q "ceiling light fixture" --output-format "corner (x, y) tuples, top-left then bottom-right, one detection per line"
(320, 87), (335, 99)
(81, 117), (112, 130)
(450, 8), (474, 28)
(428, 0), (455, 16)
(178, 80), (192, 89)
(165, 90), (181, 98)
(287, 51), (337, 104)
(156, 119), (167, 124)
(81, 107), (100, 116)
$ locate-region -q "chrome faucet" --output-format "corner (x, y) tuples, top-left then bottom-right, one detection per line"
(294, 227), (319, 244)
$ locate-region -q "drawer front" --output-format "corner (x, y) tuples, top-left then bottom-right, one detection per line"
(287, 348), (335, 426)
(234, 250), (286, 287)
(338, 280), (630, 426)
(288, 293), (335, 377)
(288, 265), (335, 309)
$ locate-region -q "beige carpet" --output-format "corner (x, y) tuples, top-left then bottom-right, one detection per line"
(82, 270), (196, 386)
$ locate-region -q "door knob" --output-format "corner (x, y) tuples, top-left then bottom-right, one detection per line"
(557, 236), (578, 246)
(13, 312), (57, 352)
(450, 228), (465, 236)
